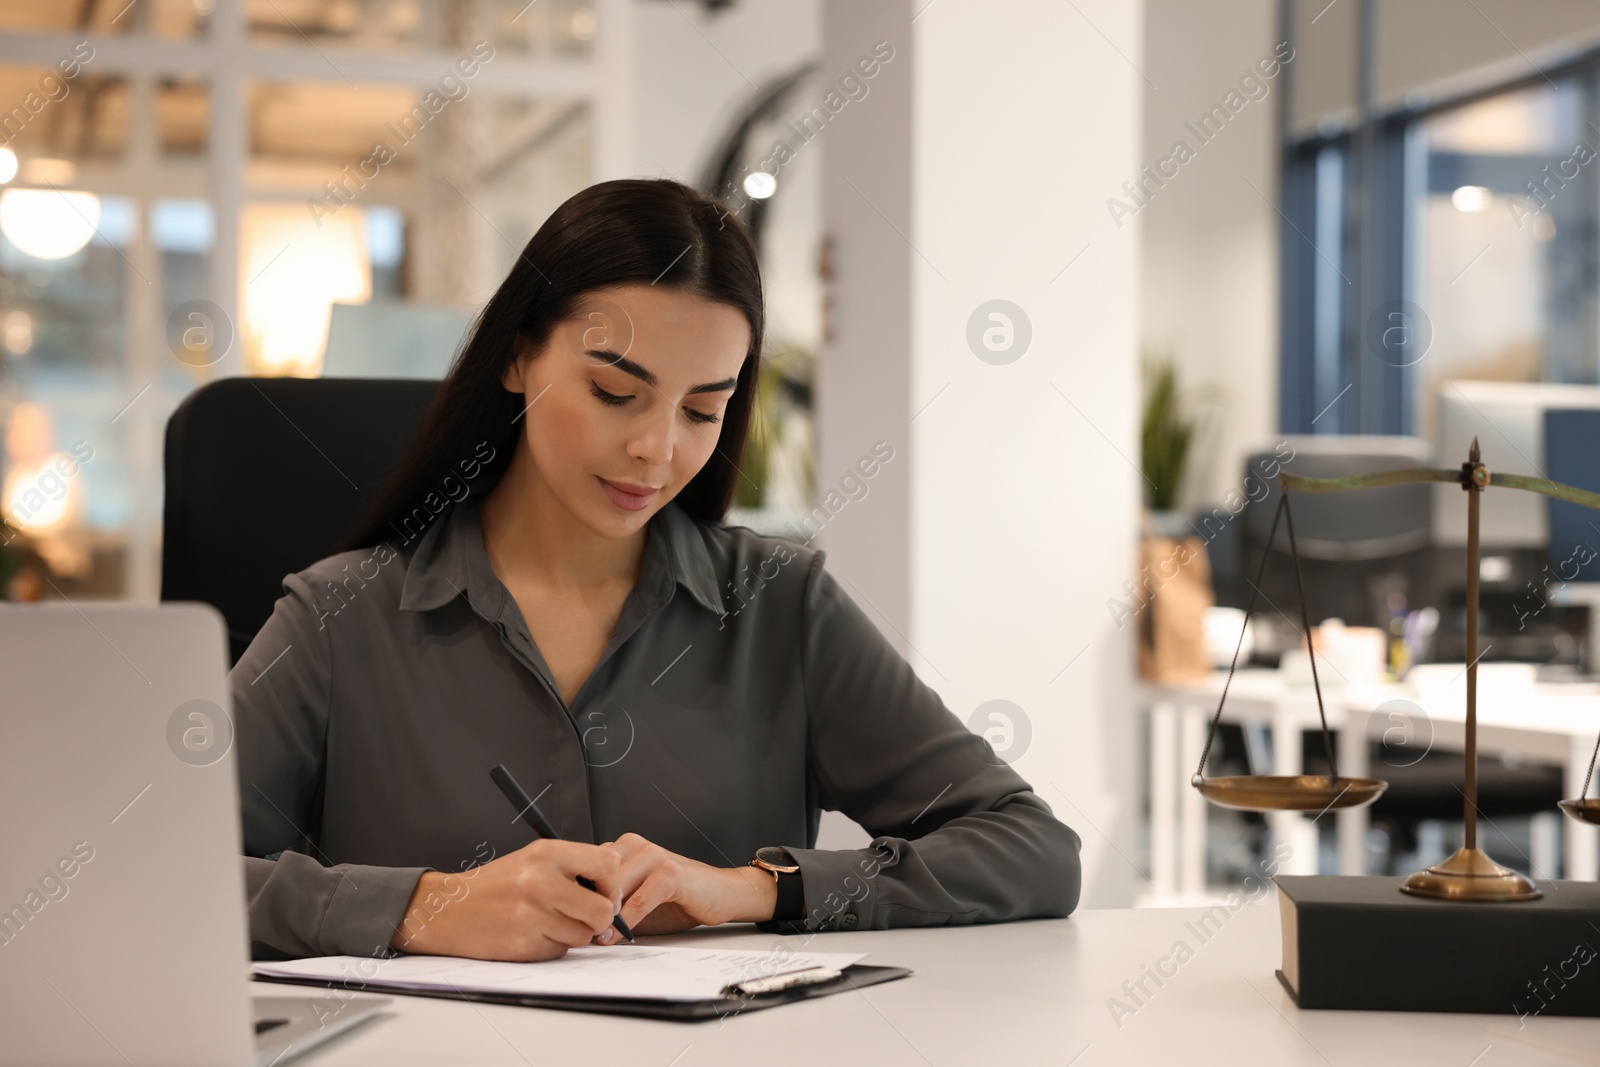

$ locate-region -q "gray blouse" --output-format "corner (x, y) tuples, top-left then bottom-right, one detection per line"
(233, 495), (1082, 959)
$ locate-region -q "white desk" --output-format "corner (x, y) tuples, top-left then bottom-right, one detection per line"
(1339, 676), (1600, 883)
(1145, 669), (1600, 895)
(274, 907), (1594, 1066)
(1144, 670), (1346, 899)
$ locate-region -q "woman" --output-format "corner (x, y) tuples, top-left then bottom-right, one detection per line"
(236, 178), (1081, 963)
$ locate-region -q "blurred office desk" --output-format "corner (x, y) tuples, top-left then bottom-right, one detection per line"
(1146, 668), (1600, 895)
(1143, 669), (1352, 900)
(272, 906), (1586, 1067)
(1338, 671), (1600, 883)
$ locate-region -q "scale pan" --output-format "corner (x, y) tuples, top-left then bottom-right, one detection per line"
(1194, 775), (1387, 812)
(1558, 798), (1600, 825)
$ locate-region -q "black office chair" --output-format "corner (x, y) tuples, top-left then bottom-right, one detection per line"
(161, 377), (439, 664)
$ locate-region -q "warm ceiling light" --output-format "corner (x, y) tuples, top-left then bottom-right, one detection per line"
(1451, 185), (1491, 212)
(0, 148), (17, 184)
(0, 188), (100, 260)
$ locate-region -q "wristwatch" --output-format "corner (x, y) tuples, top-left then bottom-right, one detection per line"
(750, 845), (804, 922)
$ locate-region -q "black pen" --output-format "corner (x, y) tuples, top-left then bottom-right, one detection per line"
(489, 763), (636, 943)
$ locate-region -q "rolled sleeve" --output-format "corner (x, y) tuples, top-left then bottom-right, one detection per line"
(765, 553), (1082, 934)
(233, 572), (428, 959)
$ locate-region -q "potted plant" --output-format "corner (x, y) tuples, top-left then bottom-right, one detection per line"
(1140, 354), (1199, 538)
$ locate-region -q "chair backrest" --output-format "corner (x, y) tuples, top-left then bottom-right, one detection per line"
(1241, 435), (1433, 560)
(161, 377), (439, 663)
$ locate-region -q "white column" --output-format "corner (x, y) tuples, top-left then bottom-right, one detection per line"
(1567, 734), (1598, 880)
(124, 75), (160, 602)
(816, 2), (914, 644)
(1150, 702), (1177, 899)
(1530, 810), (1560, 882)
(1180, 706), (1208, 895)
(820, 0), (1145, 906)
(1271, 705), (1319, 874)
(1338, 703), (1371, 875)
(592, 0), (635, 182)
(207, 0), (245, 377)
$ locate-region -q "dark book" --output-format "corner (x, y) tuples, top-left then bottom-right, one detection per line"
(1276, 875), (1600, 1017)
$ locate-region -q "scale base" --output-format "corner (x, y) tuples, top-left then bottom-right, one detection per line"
(1399, 847), (1541, 902)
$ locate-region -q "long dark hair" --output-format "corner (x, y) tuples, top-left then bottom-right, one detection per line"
(344, 178), (764, 552)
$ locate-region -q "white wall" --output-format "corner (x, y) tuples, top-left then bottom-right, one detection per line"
(1141, 0), (1280, 511)
(819, 0), (1145, 908)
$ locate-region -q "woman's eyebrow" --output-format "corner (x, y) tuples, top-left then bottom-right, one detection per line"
(587, 349), (738, 395)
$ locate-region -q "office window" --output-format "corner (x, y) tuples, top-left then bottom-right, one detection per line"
(1281, 46), (1600, 438)
(1279, 137), (1357, 434)
(0, 0), (209, 38)
(246, 0), (597, 57)
(0, 3), (622, 601)
(1413, 81), (1596, 443)
(0, 195), (144, 588)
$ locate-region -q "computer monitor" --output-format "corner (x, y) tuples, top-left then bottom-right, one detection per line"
(1545, 408), (1600, 583)
(1544, 408), (1600, 671)
(321, 300), (472, 379)
(1434, 381), (1600, 548)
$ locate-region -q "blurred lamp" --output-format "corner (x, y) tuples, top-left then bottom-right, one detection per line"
(2, 403), (76, 537)
(0, 188), (100, 260)
(3, 310), (32, 354)
(1451, 185), (1490, 212)
(570, 8), (597, 39)
(0, 148), (17, 184)
(743, 171), (777, 199)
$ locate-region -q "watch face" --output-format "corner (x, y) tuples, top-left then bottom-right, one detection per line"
(755, 845), (797, 870)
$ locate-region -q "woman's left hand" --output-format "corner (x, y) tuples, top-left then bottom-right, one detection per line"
(595, 832), (778, 941)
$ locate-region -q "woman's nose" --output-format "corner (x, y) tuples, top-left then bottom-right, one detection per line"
(627, 410), (675, 466)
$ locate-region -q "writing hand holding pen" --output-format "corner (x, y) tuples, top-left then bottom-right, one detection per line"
(480, 767), (783, 949)
(490, 764), (636, 943)
(387, 834), (629, 961)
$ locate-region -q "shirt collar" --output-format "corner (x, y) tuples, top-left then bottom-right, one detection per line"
(397, 496), (725, 617)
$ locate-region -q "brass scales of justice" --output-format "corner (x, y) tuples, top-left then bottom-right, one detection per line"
(1192, 439), (1600, 902)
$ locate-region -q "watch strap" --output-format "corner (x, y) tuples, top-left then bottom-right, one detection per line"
(772, 866), (804, 922)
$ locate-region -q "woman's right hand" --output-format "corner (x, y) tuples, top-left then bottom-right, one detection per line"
(389, 839), (623, 961)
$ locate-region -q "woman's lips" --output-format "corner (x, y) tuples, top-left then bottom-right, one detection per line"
(598, 477), (660, 511)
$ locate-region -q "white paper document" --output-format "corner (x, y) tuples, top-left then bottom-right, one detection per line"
(254, 944), (869, 1003)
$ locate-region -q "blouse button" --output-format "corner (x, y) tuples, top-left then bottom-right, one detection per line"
(841, 913), (858, 928)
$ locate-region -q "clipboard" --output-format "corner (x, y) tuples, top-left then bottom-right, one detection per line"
(254, 962), (912, 1022)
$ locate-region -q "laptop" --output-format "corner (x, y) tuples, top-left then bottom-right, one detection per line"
(0, 602), (388, 1067)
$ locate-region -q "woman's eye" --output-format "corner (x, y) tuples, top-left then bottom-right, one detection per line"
(590, 382), (630, 406)
(684, 408), (720, 425)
